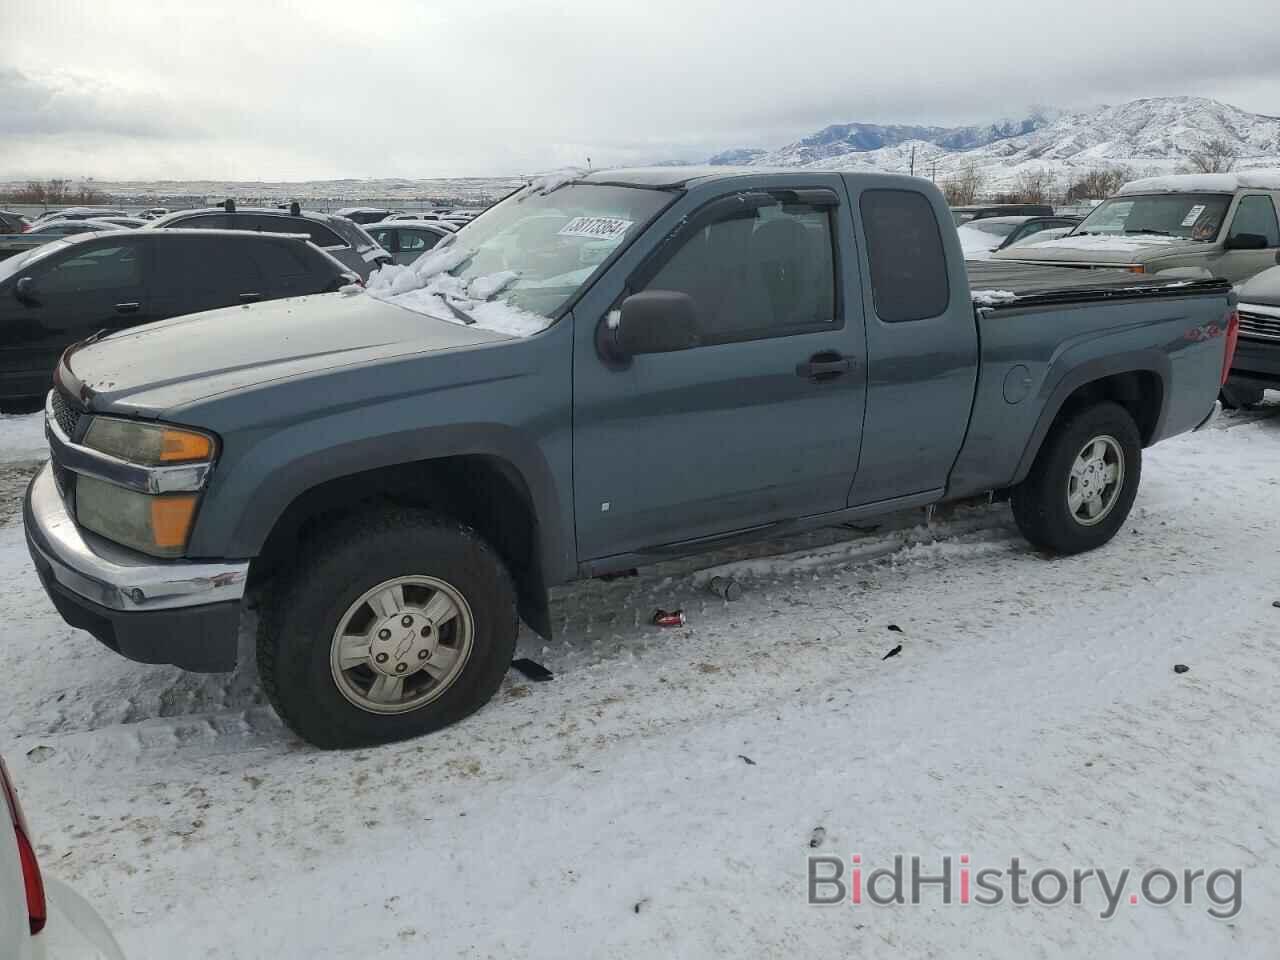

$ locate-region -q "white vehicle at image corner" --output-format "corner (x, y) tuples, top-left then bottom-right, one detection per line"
(1, 759), (124, 960)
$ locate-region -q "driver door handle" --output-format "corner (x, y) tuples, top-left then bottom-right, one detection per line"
(114, 301), (140, 314)
(240, 292), (263, 302)
(796, 352), (854, 382)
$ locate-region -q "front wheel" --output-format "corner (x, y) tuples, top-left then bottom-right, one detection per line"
(258, 509), (518, 748)
(1011, 402), (1142, 555)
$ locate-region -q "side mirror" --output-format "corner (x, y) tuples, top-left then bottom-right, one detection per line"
(14, 276), (37, 304)
(1224, 232), (1268, 251)
(598, 290), (701, 364)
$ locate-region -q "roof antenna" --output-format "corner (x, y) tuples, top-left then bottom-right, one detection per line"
(224, 198), (236, 212)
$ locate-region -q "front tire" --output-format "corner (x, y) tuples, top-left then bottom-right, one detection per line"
(1011, 402), (1142, 555)
(258, 509), (518, 748)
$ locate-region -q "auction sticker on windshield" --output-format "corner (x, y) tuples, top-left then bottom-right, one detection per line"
(1181, 204), (1207, 227)
(558, 216), (634, 241)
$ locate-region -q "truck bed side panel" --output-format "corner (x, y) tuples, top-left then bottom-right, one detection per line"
(949, 294), (1230, 498)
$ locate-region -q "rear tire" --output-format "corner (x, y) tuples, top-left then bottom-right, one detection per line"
(258, 508), (518, 749)
(1219, 385), (1264, 410)
(1011, 402), (1142, 555)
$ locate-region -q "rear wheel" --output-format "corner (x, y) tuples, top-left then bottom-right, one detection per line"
(1219, 384), (1264, 410)
(1011, 402), (1142, 554)
(258, 509), (517, 748)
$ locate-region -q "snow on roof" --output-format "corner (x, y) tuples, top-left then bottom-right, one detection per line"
(335, 206), (391, 215)
(1118, 169), (1280, 195)
(527, 168), (585, 196)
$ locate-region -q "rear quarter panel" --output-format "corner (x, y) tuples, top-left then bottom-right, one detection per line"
(949, 293), (1230, 497)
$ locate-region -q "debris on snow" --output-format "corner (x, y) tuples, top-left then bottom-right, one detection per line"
(709, 576), (743, 601)
(882, 643), (904, 661)
(511, 658), (554, 682)
(652, 609), (686, 627)
(1173, 664), (1191, 674)
(737, 754), (757, 766)
(809, 826), (827, 848)
(887, 624), (904, 634)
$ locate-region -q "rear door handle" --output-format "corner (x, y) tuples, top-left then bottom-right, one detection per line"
(114, 301), (140, 314)
(796, 352), (854, 382)
(240, 292), (263, 302)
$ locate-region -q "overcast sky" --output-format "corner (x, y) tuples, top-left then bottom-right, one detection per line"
(3, 0), (1279, 182)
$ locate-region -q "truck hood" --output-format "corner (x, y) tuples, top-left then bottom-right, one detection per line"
(62, 292), (511, 414)
(990, 234), (1205, 265)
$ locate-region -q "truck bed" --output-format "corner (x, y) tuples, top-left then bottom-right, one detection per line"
(966, 260), (1231, 308)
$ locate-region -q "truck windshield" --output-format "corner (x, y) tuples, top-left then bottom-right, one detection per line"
(1074, 193), (1231, 241)
(446, 183), (674, 317)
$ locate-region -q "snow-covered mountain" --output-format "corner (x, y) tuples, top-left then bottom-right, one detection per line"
(712, 97), (1280, 192)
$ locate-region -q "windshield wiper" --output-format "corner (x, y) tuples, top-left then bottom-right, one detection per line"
(442, 296), (476, 325)
(1124, 229), (1172, 237)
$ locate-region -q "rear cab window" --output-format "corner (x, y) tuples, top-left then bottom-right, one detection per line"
(859, 189), (950, 322)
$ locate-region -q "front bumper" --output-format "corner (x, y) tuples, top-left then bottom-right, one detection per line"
(24, 463), (246, 672)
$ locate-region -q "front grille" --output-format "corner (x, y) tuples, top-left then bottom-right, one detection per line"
(1239, 310), (1280, 343)
(50, 390), (82, 439)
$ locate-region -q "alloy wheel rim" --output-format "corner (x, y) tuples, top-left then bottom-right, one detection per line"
(329, 575), (475, 715)
(1066, 434), (1124, 527)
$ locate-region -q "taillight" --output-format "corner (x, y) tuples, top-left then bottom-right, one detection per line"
(0, 759), (47, 935)
(1221, 309), (1240, 386)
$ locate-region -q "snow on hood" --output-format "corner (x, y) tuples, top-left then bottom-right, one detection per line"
(1118, 169), (1280, 194)
(1014, 234), (1190, 253)
(352, 246), (550, 338)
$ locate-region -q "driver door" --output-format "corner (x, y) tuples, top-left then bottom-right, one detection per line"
(571, 178), (867, 561)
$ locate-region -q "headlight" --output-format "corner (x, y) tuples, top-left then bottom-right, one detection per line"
(75, 476), (199, 558)
(74, 417), (216, 557)
(82, 418), (214, 465)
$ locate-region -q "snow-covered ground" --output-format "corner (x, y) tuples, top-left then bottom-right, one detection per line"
(2, 402), (1279, 958)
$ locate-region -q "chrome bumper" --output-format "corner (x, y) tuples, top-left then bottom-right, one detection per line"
(24, 462), (249, 613)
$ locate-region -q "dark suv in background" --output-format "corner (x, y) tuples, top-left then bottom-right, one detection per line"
(148, 204), (392, 278)
(0, 229), (357, 406)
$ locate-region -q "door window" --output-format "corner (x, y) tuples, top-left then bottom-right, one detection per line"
(642, 198), (837, 344)
(36, 243), (142, 294)
(400, 230), (440, 254)
(859, 189), (950, 323)
(154, 237), (262, 294)
(367, 227), (396, 251)
(1229, 196), (1280, 246)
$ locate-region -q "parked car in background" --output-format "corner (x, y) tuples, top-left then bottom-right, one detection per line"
(951, 203), (1055, 225)
(334, 207), (395, 224)
(956, 215), (1081, 260)
(26, 219), (146, 238)
(136, 207), (170, 220)
(0, 212), (30, 234)
(388, 212), (457, 224)
(148, 204), (392, 279)
(1221, 264), (1280, 408)
(1, 757), (126, 959)
(990, 171), (1280, 282)
(0, 230), (358, 405)
(365, 221), (455, 264)
(25, 167), (1234, 748)
(40, 208), (130, 222)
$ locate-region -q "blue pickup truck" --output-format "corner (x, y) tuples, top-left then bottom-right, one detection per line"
(21, 168), (1236, 747)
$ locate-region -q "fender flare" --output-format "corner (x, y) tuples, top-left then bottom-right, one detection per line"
(1010, 350), (1171, 486)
